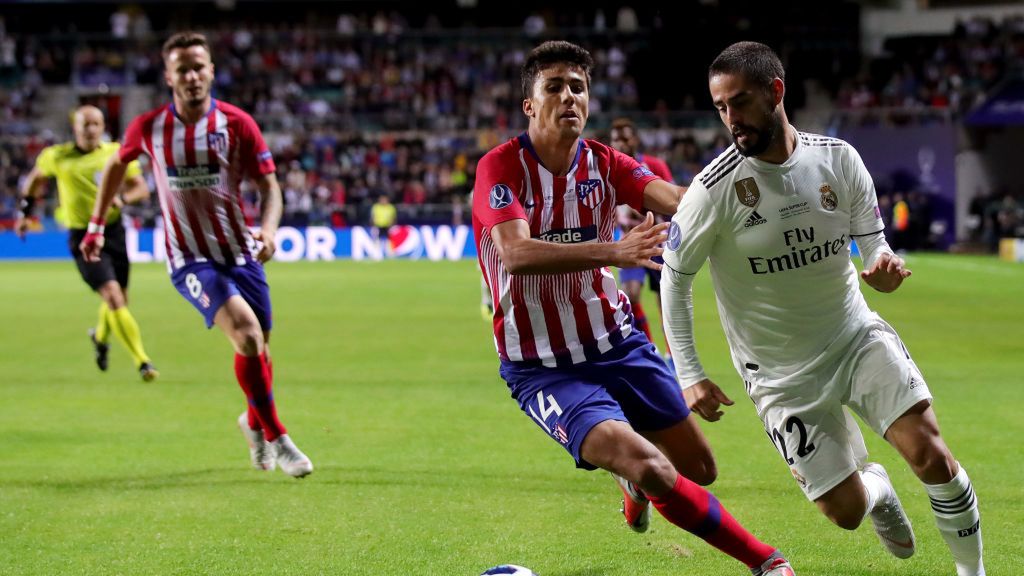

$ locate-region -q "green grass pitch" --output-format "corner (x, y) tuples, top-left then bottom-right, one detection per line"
(0, 254), (1020, 575)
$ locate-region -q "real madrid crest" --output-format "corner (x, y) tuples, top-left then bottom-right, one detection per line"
(735, 177), (760, 208)
(819, 183), (838, 212)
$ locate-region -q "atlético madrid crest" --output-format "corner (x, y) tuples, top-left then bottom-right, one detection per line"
(207, 131), (228, 154)
(735, 177), (760, 207)
(576, 179), (604, 208)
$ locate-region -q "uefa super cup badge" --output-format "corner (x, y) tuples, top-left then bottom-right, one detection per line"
(735, 177), (760, 207)
(819, 184), (838, 211)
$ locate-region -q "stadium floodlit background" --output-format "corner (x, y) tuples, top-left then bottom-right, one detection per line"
(0, 1), (1021, 575)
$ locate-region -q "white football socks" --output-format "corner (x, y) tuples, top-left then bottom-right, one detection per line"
(859, 467), (890, 521)
(924, 464), (985, 576)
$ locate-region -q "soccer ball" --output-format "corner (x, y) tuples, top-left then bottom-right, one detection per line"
(479, 565), (539, 576)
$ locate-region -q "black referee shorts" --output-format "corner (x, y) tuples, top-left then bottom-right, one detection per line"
(68, 221), (130, 291)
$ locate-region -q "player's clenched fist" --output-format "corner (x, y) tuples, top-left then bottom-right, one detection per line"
(252, 229), (277, 263)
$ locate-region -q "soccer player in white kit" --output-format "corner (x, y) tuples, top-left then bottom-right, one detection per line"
(661, 42), (984, 576)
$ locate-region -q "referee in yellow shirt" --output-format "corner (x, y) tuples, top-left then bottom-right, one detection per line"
(371, 194), (397, 255)
(16, 105), (159, 381)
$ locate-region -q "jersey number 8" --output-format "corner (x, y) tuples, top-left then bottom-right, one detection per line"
(185, 273), (203, 299)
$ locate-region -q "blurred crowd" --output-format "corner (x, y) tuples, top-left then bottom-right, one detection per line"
(837, 15), (1024, 115)
(2, 6), (1024, 250)
(0, 7), (713, 230)
(967, 190), (1024, 251)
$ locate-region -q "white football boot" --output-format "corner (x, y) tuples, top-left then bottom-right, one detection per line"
(237, 412), (275, 471)
(863, 462), (916, 559)
(271, 434), (314, 478)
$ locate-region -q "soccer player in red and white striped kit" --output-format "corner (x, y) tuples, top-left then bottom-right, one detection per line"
(472, 40), (795, 575)
(81, 31), (312, 478)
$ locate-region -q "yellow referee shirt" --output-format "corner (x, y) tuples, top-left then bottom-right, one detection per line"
(34, 141), (142, 229)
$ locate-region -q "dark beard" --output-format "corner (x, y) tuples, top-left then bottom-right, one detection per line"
(732, 109), (780, 157)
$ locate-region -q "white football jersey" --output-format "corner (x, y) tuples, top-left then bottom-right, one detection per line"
(663, 130), (885, 386)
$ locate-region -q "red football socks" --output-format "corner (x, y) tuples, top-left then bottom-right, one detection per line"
(649, 474), (776, 568)
(633, 301), (654, 343)
(234, 352), (286, 441)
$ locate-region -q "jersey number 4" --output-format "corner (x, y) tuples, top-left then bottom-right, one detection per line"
(528, 391), (563, 434)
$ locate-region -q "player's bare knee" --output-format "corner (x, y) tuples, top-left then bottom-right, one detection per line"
(681, 457), (717, 486)
(99, 283), (125, 309)
(694, 460), (718, 486)
(234, 326), (264, 356)
(632, 453), (677, 496)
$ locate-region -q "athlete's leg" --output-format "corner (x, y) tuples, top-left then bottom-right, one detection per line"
(885, 401), (955, 483)
(640, 417), (717, 486)
(582, 420), (779, 570)
(626, 280), (654, 343)
(844, 322), (981, 572)
(748, 369), (909, 545)
(886, 401), (984, 576)
(813, 472), (871, 530)
(94, 225), (152, 370)
(96, 280), (126, 309)
(215, 296), (285, 439)
(215, 295), (265, 356)
(605, 332), (716, 485)
(620, 268), (653, 343)
(213, 295), (310, 477)
(95, 301), (111, 344)
(252, 330), (273, 430)
(96, 280), (154, 372)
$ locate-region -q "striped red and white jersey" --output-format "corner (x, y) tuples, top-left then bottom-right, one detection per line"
(473, 133), (661, 367)
(118, 99), (276, 271)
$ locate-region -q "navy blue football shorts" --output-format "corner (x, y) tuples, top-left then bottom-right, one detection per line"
(499, 330), (689, 470)
(171, 259), (272, 331)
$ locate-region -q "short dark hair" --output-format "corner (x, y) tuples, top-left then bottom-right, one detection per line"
(610, 117), (636, 133)
(521, 41), (594, 100)
(162, 31), (210, 60)
(708, 41), (784, 91)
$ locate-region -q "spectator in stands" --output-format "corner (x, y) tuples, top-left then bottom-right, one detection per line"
(995, 193), (1023, 240)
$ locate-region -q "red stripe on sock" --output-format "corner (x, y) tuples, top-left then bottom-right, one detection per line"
(234, 352), (286, 441)
(649, 474), (776, 568)
(633, 301), (654, 343)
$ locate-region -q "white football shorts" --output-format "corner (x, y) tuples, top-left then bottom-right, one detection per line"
(743, 318), (933, 501)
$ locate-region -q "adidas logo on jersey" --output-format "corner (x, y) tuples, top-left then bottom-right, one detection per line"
(744, 210), (767, 228)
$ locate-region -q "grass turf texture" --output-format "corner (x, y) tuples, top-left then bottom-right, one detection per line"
(0, 254), (1020, 575)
